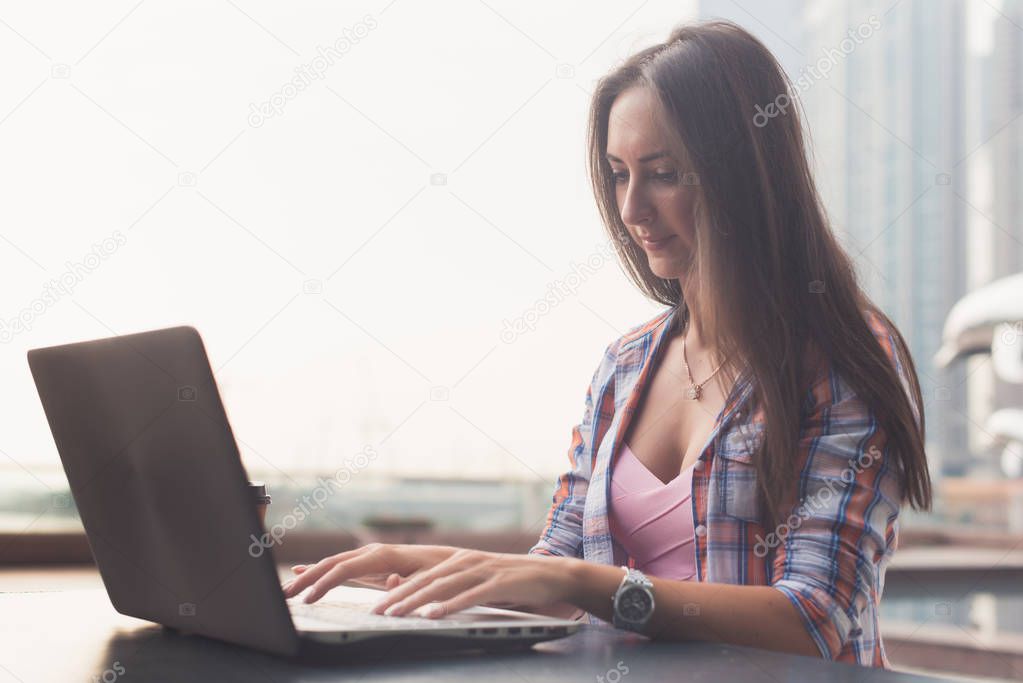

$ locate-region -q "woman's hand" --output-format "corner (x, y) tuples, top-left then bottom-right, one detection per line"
(367, 549), (578, 618)
(287, 564), (403, 592)
(282, 543), (459, 603)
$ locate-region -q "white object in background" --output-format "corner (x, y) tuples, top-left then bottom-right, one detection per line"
(1000, 441), (1023, 479)
(992, 322), (1023, 383)
(985, 409), (1023, 478)
(934, 273), (1023, 368)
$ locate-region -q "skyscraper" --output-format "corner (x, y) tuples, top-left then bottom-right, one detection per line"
(701, 0), (972, 474)
(963, 0), (1023, 462)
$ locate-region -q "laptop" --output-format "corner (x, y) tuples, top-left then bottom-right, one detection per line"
(26, 325), (581, 658)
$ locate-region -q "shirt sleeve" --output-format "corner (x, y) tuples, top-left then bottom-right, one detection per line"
(770, 362), (905, 660)
(529, 341), (617, 559)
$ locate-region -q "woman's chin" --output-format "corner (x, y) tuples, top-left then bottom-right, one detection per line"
(647, 254), (688, 279)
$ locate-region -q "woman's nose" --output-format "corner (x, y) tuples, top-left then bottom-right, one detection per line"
(619, 182), (654, 227)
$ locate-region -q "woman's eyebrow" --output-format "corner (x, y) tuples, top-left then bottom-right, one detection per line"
(605, 151), (670, 163)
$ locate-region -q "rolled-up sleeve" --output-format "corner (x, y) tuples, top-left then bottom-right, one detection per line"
(770, 366), (904, 660)
(529, 341), (617, 559)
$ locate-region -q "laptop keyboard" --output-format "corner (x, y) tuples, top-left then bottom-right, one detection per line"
(288, 599), (479, 629)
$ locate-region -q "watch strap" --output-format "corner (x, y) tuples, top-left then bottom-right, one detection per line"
(612, 566), (654, 631)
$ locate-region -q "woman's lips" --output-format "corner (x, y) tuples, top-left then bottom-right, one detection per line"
(640, 235), (676, 251)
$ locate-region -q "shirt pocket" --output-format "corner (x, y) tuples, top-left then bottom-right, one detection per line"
(715, 422), (764, 523)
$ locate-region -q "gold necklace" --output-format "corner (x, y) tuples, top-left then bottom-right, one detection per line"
(680, 309), (727, 401)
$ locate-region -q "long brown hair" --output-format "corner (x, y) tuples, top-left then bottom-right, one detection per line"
(587, 19), (932, 529)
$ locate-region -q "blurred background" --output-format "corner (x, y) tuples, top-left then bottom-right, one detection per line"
(2, 0), (1022, 678)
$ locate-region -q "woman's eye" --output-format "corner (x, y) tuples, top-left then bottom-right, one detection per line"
(611, 171), (678, 185)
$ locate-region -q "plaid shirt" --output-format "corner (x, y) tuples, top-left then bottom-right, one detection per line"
(529, 304), (913, 668)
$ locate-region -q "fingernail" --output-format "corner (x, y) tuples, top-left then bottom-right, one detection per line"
(384, 603), (400, 616)
(422, 604), (442, 618)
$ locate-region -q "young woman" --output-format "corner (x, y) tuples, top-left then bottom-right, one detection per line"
(282, 19), (932, 669)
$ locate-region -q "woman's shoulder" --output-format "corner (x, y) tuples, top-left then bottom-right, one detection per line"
(803, 304), (903, 368)
(587, 305), (677, 387)
(799, 306), (914, 416)
(605, 305), (676, 357)
(861, 306), (909, 377)
(622, 305), (676, 343)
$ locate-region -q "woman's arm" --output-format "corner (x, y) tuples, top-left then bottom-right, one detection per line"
(565, 560), (820, 657)
(765, 382), (903, 661)
(363, 548), (817, 657)
(530, 340), (619, 558)
(474, 559), (818, 648)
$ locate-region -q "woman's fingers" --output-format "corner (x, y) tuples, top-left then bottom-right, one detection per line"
(379, 570), (487, 617)
(418, 582), (497, 619)
(284, 544), (459, 601)
(303, 552), (401, 603)
(369, 566), (444, 613)
(342, 575), (391, 590)
(369, 552), (561, 619)
(281, 566), (307, 594)
(283, 548), (370, 598)
(370, 553), (477, 614)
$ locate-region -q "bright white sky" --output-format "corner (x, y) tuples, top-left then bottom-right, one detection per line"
(1, 1), (704, 484)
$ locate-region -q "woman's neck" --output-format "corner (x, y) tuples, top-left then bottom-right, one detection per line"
(680, 285), (708, 351)
(680, 285), (745, 387)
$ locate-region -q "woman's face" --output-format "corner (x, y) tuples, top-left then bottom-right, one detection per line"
(606, 86), (696, 279)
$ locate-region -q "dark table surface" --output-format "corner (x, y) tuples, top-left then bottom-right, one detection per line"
(0, 588), (967, 683)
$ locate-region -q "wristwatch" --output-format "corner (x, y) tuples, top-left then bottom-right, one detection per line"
(611, 566), (655, 632)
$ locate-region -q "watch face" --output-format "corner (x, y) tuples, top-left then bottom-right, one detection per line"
(618, 586), (653, 621)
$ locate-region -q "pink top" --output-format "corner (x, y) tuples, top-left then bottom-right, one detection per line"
(608, 442), (698, 581)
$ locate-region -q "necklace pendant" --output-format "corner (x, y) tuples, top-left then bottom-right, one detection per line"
(685, 384), (702, 400)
